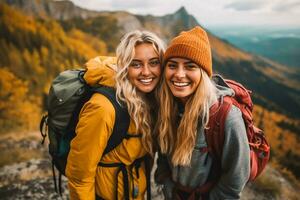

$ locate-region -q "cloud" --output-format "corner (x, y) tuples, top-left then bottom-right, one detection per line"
(225, 0), (300, 13)
(71, 0), (184, 15)
(109, 0), (186, 15)
(109, 0), (154, 9)
(224, 0), (268, 11)
(272, 1), (300, 12)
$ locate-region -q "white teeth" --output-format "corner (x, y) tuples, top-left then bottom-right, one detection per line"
(173, 82), (189, 87)
(140, 78), (153, 83)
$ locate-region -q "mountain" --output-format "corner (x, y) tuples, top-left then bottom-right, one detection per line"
(1, 0), (300, 135)
(2, 1), (299, 90)
(58, 5), (300, 118)
(1, 0), (100, 19)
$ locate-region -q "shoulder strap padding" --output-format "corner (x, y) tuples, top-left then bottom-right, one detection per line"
(91, 87), (131, 156)
(205, 97), (233, 160)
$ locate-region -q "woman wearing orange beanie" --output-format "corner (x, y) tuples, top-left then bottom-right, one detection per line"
(155, 26), (250, 199)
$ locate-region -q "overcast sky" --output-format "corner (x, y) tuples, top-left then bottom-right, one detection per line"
(69, 0), (300, 28)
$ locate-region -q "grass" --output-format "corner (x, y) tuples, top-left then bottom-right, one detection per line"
(251, 162), (300, 200)
(252, 172), (281, 198)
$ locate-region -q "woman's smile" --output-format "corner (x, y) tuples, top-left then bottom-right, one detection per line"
(171, 81), (191, 87)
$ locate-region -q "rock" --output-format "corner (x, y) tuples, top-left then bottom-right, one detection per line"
(0, 134), (299, 199)
(0, 158), (69, 200)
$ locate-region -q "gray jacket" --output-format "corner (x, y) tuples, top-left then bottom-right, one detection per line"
(155, 76), (250, 200)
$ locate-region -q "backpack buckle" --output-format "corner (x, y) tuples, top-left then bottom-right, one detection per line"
(78, 70), (86, 84)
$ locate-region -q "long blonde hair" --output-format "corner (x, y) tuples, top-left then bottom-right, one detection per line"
(115, 30), (165, 156)
(157, 68), (217, 166)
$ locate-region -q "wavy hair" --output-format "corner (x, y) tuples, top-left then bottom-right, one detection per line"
(115, 30), (165, 156)
(157, 68), (217, 166)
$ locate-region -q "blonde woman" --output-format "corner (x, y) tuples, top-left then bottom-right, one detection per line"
(66, 30), (165, 200)
(155, 26), (250, 199)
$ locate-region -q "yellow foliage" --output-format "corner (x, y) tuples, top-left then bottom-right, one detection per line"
(0, 3), (37, 34)
(67, 28), (108, 59)
(0, 68), (41, 133)
(254, 105), (300, 157)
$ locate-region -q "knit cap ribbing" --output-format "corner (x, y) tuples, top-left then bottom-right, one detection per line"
(164, 26), (212, 77)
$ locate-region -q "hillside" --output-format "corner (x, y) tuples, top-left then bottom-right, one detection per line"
(0, 2), (108, 132)
(209, 26), (300, 69)
(230, 37), (300, 68)
(0, 0), (300, 198)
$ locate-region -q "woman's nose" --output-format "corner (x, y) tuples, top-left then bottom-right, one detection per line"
(141, 64), (151, 76)
(174, 66), (186, 79)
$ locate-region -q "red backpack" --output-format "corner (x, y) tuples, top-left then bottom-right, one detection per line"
(205, 75), (270, 181)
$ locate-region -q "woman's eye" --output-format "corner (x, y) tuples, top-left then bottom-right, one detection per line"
(186, 64), (198, 70)
(167, 63), (176, 69)
(130, 62), (142, 68)
(149, 60), (160, 67)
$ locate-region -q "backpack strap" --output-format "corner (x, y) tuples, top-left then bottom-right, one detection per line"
(98, 155), (151, 200)
(83, 87), (149, 200)
(93, 87), (151, 200)
(205, 97), (233, 160)
(40, 115), (48, 144)
(91, 87), (131, 156)
(144, 155), (152, 200)
(196, 96), (233, 196)
(173, 98), (234, 200)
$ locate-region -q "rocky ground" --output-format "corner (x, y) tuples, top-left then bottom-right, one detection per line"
(0, 132), (299, 200)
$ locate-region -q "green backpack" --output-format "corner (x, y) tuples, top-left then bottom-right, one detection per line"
(40, 69), (131, 194)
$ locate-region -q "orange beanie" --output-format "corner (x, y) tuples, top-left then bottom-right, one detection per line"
(164, 26), (212, 77)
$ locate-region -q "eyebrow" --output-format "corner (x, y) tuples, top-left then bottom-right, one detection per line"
(131, 57), (159, 62)
(168, 59), (195, 65)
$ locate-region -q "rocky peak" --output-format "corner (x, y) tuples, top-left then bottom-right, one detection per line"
(175, 6), (189, 16)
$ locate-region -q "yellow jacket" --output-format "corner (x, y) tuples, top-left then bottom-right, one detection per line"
(66, 56), (148, 200)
